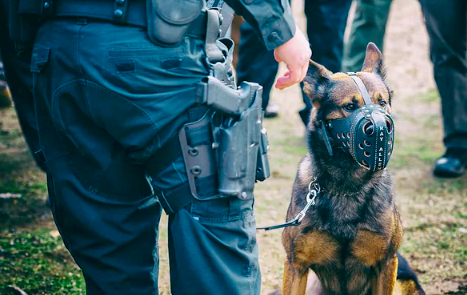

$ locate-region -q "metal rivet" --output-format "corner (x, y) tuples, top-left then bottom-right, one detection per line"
(114, 9), (123, 17)
(190, 166), (201, 176)
(188, 148), (199, 157)
(212, 142), (219, 149)
(240, 192), (247, 199)
(116, 0), (125, 4)
(44, 2), (50, 8)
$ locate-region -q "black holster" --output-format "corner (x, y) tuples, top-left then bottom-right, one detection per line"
(178, 77), (270, 201)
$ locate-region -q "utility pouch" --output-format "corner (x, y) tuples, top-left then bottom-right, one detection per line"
(212, 86), (265, 199)
(146, 0), (204, 46)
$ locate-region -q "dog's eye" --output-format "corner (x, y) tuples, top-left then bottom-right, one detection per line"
(345, 103), (357, 111)
(380, 101), (387, 107)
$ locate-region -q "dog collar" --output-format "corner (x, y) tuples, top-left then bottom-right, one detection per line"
(257, 178), (321, 231)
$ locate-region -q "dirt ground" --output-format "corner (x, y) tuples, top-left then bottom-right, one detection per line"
(0, 0), (466, 294)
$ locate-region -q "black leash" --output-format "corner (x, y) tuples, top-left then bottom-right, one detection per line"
(257, 178), (321, 231)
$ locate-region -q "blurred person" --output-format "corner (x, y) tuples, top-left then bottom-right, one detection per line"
(419, 0), (467, 178)
(342, 0), (393, 72)
(0, 57), (12, 109)
(0, 55), (12, 133)
(236, 0), (352, 124)
(0, 3), (46, 172)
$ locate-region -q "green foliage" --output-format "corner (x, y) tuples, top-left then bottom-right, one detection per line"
(0, 230), (85, 295)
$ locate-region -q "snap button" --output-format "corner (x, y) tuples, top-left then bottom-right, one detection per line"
(268, 31), (279, 42)
(43, 2), (50, 9)
(116, 0), (125, 3)
(114, 9), (123, 17)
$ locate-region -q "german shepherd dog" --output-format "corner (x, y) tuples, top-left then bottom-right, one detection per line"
(281, 43), (425, 295)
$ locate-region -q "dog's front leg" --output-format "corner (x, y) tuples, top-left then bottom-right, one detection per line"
(282, 259), (309, 295)
(378, 254), (398, 295)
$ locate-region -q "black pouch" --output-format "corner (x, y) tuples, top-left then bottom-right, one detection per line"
(146, 0), (204, 46)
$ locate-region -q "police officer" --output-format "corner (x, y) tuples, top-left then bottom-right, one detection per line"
(22, 0), (310, 294)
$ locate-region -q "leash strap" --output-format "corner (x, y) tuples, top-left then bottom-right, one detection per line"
(347, 72), (372, 105)
(257, 216), (302, 231)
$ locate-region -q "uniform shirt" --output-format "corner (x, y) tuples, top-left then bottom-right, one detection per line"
(227, 0), (296, 50)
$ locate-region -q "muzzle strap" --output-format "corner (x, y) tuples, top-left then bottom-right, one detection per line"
(347, 72), (372, 105)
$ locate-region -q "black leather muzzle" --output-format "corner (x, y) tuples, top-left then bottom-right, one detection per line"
(319, 72), (395, 171)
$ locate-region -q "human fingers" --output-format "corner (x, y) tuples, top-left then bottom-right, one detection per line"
(275, 64), (300, 90)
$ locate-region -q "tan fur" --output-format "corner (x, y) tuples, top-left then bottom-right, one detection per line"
(377, 255), (399, 295)
(394, 279), (422, 295)
(351, 230), (389, 266)
(283, 260), (309, 295)
(293, 232), (340, 267)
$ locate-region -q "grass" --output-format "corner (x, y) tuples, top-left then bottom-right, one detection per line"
(0, 230), (85, 295)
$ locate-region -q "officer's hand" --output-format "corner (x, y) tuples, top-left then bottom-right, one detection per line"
(273, 26), (311, 90)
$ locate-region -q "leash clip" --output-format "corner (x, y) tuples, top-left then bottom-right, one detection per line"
(257, 178), (320, 231)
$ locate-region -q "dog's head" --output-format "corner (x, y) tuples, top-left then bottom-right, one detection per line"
(303, 43), (394, 172)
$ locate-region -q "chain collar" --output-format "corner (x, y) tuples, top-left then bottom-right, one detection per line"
(257, 178), (321, 231)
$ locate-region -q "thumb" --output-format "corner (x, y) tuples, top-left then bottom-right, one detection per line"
(274, 50), (283, 63)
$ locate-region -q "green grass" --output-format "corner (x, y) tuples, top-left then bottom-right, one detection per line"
(0, 230), (85, 295)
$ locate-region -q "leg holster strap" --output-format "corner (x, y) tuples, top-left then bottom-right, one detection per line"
(156, 174), (218, 215)
(145, 135), (182, 178)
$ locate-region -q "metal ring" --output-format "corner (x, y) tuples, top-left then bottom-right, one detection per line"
(308, 177), (317, 192)
(306, 191), (316, 202)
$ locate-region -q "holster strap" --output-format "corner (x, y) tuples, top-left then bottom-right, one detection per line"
(145, 135), (182, 178)
(156, 174), (218, 215)
(145, 123), (213, 178)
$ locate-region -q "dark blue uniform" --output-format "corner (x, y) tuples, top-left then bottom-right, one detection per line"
(236, 0), (352, 125)
(28, 0), (296, 294)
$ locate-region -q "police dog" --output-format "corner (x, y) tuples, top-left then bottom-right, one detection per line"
(281, 43), (425, 295)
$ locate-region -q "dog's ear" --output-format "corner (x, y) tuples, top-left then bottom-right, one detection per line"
(303, 60), (332, 108)
(361, 42), (384, 76)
